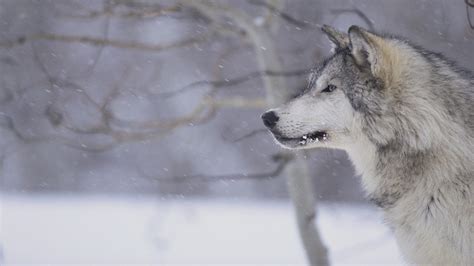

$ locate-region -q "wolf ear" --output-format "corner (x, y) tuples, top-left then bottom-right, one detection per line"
(321, 25), (349, 52)
(348, 25), (381, 69)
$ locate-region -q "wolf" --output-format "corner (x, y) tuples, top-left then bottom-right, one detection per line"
(262, 25), (474, 265)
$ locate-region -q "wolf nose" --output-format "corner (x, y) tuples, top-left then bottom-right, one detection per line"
(261, 111), (279, 128)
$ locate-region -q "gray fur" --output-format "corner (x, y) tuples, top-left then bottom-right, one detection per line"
(263, 25), (474, 264)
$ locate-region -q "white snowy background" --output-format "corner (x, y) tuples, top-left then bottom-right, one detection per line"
(1, 194), (402, 265)
(0, 0), (472, 265)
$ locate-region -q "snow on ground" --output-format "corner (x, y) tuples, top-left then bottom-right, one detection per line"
(0, 194), (403, 265)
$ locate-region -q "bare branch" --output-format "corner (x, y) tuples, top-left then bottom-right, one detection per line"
(247, 0), (319, 28)
(107, 96), (264, 133)
(157, 68), (312, 98)
(77, 4), (112, 78)
(9, 93), (262, 153)
(53, 1), (182, 20)
(144, 153), (293, 183)
(223, 128), (268, 143)
(0, 32), (212, 52)
(209, 97), (266, 109)
(31, 42), (56, 89)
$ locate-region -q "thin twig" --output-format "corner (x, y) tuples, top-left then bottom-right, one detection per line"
(146, 153), (293, 183)
(223, 128), (268, 143)
(157, 68), (312, 98)
(54, 1), (182, 20)
(247, 0), (319, 28)
(77, 0), (112, 78)
(0, 32), (211, 52)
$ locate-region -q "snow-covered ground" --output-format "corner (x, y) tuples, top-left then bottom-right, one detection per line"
(0, 194), (403, 265)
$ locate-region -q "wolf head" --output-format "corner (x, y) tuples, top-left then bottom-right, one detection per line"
(262, 25), (455, 152)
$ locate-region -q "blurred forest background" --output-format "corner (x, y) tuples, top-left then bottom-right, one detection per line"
(1, 0), (473, 200)
(0, 0), (473, 264)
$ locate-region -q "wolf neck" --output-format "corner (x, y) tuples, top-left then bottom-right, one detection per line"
(345, 132), (472, 209)
(345, 134), (381, 196)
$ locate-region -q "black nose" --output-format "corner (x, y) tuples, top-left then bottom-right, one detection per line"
(261, 111), (279, 128)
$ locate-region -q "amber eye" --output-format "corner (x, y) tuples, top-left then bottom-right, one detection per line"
(321, 84), (337, 93)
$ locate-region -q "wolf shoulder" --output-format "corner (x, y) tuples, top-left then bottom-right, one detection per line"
(385, 171), (474, 265)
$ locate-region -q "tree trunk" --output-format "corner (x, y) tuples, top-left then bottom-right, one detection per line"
(184, 1), (330, 265)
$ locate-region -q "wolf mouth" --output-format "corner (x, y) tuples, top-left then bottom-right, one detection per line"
(275, 131), (328, 146)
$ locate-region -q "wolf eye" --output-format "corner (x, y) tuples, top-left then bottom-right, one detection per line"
(321, 84), (337, 93)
